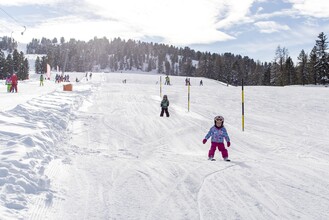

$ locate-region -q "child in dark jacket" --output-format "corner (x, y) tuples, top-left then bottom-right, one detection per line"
(203, 115), (231, 161)
(160, 95), (170, 117)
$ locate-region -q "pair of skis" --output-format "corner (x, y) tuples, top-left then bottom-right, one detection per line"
(209, 158), (231, 162)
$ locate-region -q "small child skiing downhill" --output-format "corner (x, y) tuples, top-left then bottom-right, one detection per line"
(203, 116), (231, 161)
(160, 95), (170, 117)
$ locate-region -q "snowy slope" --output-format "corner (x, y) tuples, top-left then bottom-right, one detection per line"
(0, 72), (329, 220)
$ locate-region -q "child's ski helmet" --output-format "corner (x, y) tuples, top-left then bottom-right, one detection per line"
(214, 115), (224, 125)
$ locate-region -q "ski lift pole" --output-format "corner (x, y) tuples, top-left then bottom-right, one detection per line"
(188, 83), (190, 112)
(160, 76), (162, 98)
(242, 78), (245, 131)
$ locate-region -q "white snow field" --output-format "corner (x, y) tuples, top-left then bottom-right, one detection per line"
(0, 72), (329, 220)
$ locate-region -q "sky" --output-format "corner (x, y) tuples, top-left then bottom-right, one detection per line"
(0, 70), (329, 219)
(1, 0), (329, 63)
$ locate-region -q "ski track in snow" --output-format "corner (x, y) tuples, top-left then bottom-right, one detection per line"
(1, 73), (329, 220)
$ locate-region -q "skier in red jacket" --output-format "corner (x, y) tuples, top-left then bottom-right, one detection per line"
(10, 73), (18, 93)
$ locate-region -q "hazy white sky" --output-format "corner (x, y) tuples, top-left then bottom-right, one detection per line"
(1, 0), (329, 62)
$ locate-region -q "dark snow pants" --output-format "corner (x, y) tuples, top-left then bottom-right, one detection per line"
(160, 108), (169, 117)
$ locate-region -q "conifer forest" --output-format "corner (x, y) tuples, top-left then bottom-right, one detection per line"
(1, 32), (328, 85)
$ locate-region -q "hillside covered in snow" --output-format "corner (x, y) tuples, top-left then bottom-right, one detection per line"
(0, 72), (329, 219)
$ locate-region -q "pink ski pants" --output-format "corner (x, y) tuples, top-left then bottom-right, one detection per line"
(208, 142), (228, 158)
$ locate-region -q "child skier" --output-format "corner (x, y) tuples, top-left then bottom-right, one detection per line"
(160, 95), (170, 117)
(5, 76), (11, 92)
(202, 115), (231, 161)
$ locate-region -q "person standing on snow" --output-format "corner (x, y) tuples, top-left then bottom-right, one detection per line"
(10, 73), (18, 93)
(5, 76), (12, 92)
(203, 116), (231, 161)
(40, 74), (44, 86)
(160, 95), (170, 117)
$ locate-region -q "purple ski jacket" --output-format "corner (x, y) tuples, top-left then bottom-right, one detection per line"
(204, 126), (230, 143)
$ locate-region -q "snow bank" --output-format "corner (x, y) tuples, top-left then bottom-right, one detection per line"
(0, 74), (91, 218)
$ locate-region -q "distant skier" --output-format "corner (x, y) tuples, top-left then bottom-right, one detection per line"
(40, 74), (44, 86)
(10, 73), (18, 93)
(203, 116), (231, 161)
(165, 75), (171, 85)
(200, 80), (203, 86)
(160, 95), (170, 117)
(185, 77), (191, 86)
(5, 76), (11, 92)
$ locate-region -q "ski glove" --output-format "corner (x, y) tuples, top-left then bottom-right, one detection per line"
(202, 139), (207, 144)
(227, 142), (231, 147)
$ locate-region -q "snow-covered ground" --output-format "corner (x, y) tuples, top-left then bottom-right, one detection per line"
(0, 72), (329, 220)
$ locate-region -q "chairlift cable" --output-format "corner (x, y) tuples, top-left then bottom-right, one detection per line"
(0, 7), (26, 34)
(0, 7), (21, 25)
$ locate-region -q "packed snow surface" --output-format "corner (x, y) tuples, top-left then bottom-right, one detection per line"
(0, 72), (328, 220)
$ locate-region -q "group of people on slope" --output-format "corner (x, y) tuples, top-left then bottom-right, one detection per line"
(160, 94), (231, 161)
(55, 74), (70, 83)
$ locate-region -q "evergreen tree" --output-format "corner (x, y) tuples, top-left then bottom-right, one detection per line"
(231, 60), (241, 85)
(262, 63), (271, 85)
(308, 47), (317, 84)
(19, 55), (29, 80)
(314, 32), (329, 84)
(213, 56), (222, 81)
(222, 53), (234, 85)
(283, 57), (295, 85)
(60, 37), (65, 44)
(12, 49), (20, 73)
(41, 56), (48, 74)
(0, 50), (6, 79)
(297, 50), (308, 85)
(185, 58), (196, 77)
(197, 53), (208, 77)
(23, 58), (29, 79)
(5, 54), (13, 74)
(0, 36), (17, 53)
(147, 58), (153, 72)
(35, 56), (42, 74)
(250, 61), (262, 86)
(165, 61), (171, 74)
